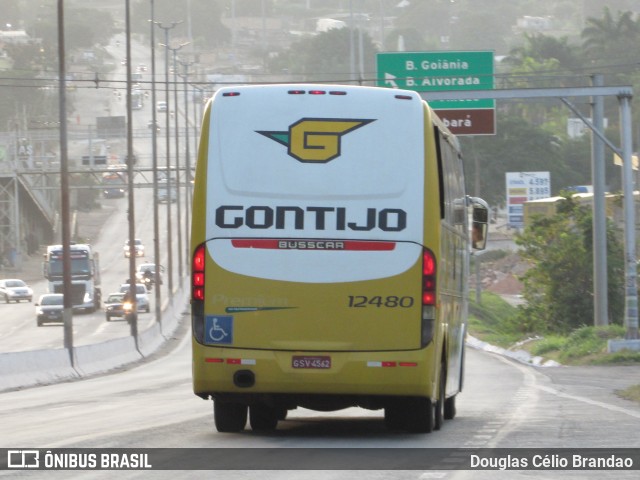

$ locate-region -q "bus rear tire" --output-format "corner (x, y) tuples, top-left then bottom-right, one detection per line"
(249, 404), (279, 431)
(444, 395), (456, 420)
(434, 364), (446, 431)
(409, 397), (434, 433)
(275, 407), (288, 420)
(213, 400), (247, 433)
(384, 397), (434, 433)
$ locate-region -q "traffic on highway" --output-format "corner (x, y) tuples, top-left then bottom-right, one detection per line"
(0, 33), (190, 354)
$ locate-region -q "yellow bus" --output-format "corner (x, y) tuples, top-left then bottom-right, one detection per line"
(191, 84), (488, 433)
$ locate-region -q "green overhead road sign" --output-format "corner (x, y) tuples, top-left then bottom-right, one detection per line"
(377, 51), (496, 135)
(376, 51), (494, 109)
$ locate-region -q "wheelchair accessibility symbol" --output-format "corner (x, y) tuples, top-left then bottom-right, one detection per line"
(205, 315), (233, 345)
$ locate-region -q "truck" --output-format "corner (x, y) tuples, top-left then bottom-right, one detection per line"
(42, 243), (102, 312)
(101, 165), (127, 199)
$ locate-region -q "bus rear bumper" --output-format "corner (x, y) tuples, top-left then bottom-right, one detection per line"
(192, 341), (437, 407)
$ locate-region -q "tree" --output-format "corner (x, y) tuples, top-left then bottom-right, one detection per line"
(26, 4), (116, 52)
(506, 33), (584, 75)
(266, 27), (378, 82)
(514, 195), (625, 334)
(581, 7), (640, 66)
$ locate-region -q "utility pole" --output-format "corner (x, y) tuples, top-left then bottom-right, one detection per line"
(155, 20), (181, 298)
(57, 0), (74, 363)
(167, 43), (189, 281)
(149, 0), (162, 327)
(125, 0), (139, 346)
(179, 59), (194, 261)
(618, 93), (639, 340)
(591, 74), (608, 327)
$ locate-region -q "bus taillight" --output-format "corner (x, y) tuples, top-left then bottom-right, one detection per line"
(192, 244), (206, 343)
(192, 244), (205, 301)
(421, 248), (437, 347)
(422, 248), (436, 306)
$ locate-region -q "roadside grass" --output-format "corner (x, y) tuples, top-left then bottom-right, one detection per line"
(617, 385), (640, 403)
(467, 291), (523, 348)
(468, 291), (640, 366)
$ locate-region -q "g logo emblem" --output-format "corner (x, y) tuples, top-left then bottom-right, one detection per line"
(257, 118), (374, 163)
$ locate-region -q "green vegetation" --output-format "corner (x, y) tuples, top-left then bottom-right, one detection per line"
(468, 291), (522, 348)
(515, 195), (625, 334)
(618, 385), (640, 403)
(529, 325), (640, 365)
(468, 291), (640, 366)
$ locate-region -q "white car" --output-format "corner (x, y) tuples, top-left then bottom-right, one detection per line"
(124, 238), (145, 258)
(156, 100), (167, 112)
(0, 278), (34, 303)
(118, 283), (150, 313)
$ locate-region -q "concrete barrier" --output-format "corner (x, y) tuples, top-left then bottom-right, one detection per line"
(608, 338), (640, 353)
(0, 348), (78, 391)
(138, 321), (164, 357)
(0, 280), (191, 392)
(74, 336), (143, 377)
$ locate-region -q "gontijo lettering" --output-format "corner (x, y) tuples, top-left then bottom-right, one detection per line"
(215, 205), (407, 232)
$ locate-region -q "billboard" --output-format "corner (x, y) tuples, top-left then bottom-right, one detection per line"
(506, 172), (551, 228)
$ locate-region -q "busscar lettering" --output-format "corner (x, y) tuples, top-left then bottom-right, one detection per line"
(216, 205), (407, 232)
(278, 241), (345, 250)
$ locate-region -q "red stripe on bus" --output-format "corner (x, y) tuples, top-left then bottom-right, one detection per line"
(231, 239), (396, 251)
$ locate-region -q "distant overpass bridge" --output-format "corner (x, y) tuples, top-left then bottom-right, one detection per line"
(0, 127), (192, 271)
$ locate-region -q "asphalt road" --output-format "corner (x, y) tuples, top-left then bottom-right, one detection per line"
(1, 318), (638, 479)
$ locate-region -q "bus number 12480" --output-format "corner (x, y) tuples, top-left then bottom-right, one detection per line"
(348, 296), (414, 308)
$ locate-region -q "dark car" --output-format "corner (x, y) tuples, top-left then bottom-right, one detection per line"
(36, 294), (64, 326)
(103, 186), (126, 199)
(135, 263), (164, 285)
(104, 292), (132, 321)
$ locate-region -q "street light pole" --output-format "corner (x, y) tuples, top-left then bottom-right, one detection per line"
(191, 80), (203, 169)
(166, 43), (189, 281)
(57, 0), (74, 361)
(179, 59), (194, 258)
(125, 0), (139, 345)
(149, 0), (162, 327)
(155, 20), (181, 298)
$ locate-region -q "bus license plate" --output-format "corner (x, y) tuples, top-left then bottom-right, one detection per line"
(292, 356), (331, 369)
